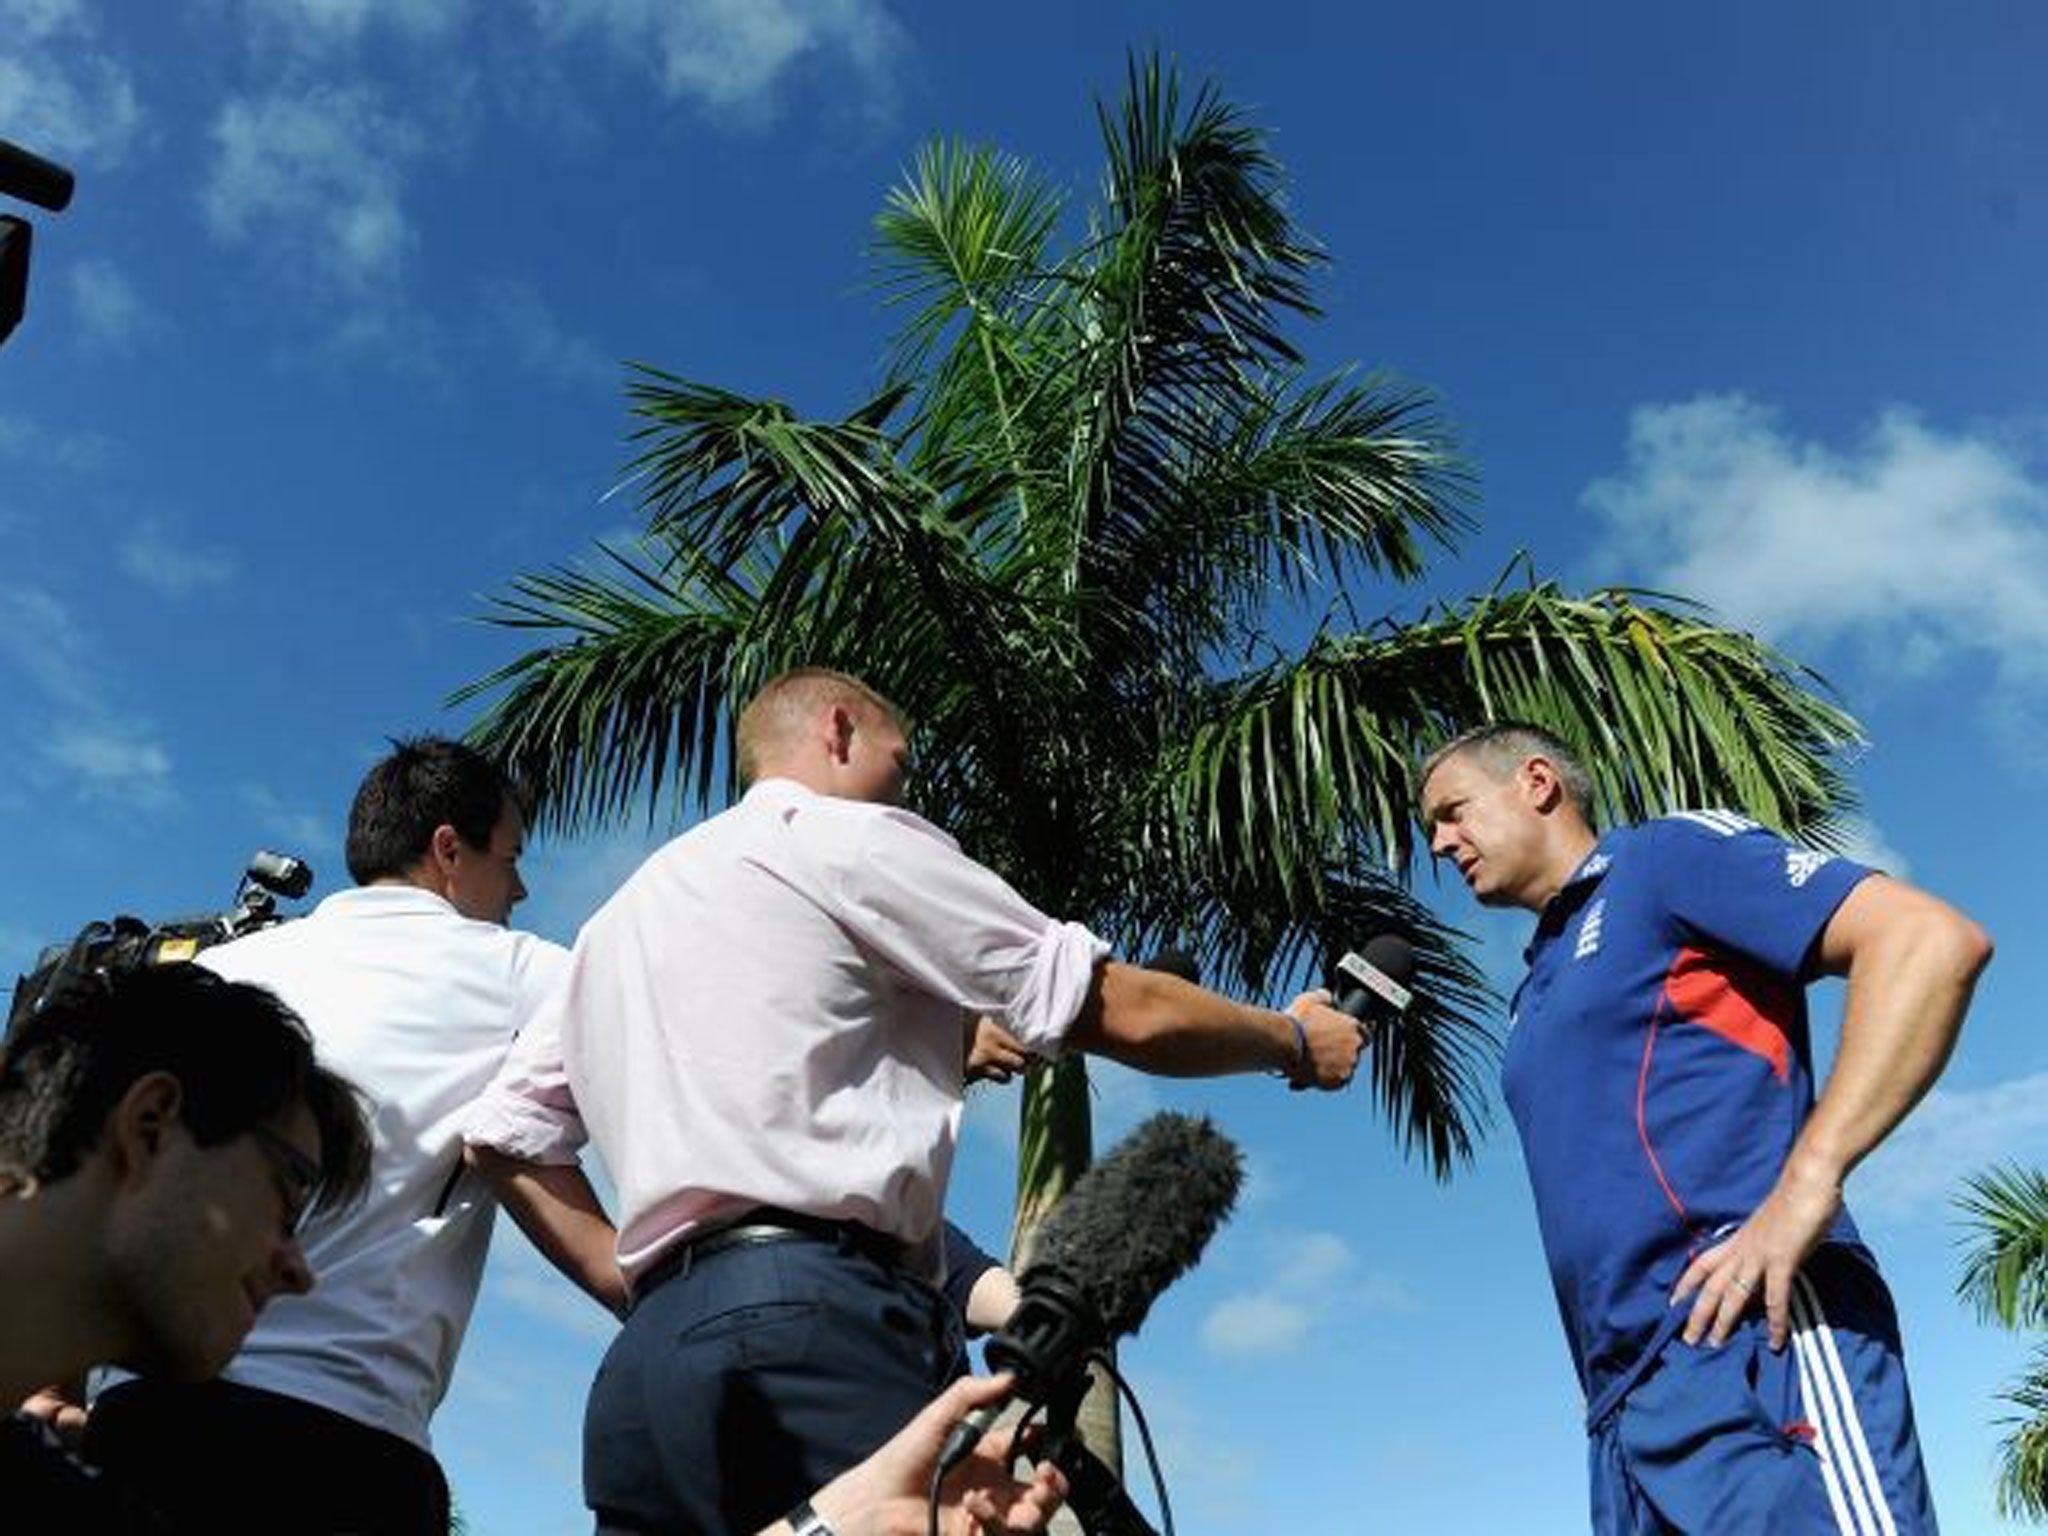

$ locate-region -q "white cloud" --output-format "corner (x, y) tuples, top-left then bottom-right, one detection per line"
(0, 581), (178, 808)
(0, 412), (114, 474)
(1585, 397), (2048, 721)
(482, 280), (615, 389)
(238, 0), (468, 48)
(1854, 1071), (2048, 1223)
(203, 87), (422, 296)
(68, 259), (153, 351)
(0, 0), (141, 166)
(531, 0), (904, 123)
(1201, 1230), (1412, 1359)
(118, 519), (236, 597)
(236, 784), (337, 863)
(1201, 1293), (1316, 1356)
(0, 580), (98, 706)
(44, 719), (175, 806)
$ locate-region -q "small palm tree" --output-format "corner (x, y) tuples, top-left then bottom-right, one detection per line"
(1957, 1165), (2048, 1519)
(454, 54), (1859, 1465)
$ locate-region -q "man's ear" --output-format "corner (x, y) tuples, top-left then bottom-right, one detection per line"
(428, 823), (464, 876)
(108, 1071), (185, 1182)
(1521, 756), (1565, 813)
(826, 704), (857, 765)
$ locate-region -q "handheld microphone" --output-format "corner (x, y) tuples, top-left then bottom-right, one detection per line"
(1331, 934), (1414, 1030)
(936, 1112), (1242, 1474)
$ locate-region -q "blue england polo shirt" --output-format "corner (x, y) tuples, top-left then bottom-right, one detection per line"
(1502, 812), (1874, 1420)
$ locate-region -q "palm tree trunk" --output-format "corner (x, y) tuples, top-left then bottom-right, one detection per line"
(1010, 1052), (1124, 1503)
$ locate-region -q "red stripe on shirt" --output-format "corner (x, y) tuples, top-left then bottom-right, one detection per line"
(1661, 945), (1794, 1082)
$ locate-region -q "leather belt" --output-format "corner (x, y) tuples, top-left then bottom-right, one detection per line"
(637, 1207), (910, 1298)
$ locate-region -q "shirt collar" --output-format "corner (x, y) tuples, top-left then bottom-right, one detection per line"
(1525, 832), (1621, 957)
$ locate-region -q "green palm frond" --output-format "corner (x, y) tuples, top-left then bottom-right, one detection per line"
(1995, 1344), (2048, 1521)
(871, 137), (1067, 380)
(454, 547), (750, 830)
(1958, 1165), (2048, 1333)
(1057, 58), (1325, 582)
(1174, 580), (1860, 890)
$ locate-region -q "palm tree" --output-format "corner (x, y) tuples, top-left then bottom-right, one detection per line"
(454, 52), (1858, 1433)
(1957, 1165), (2048, 1519)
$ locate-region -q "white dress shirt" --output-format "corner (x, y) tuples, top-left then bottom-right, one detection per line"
(198, 885), (568, 1449)
(464, 778), (1108, 1285)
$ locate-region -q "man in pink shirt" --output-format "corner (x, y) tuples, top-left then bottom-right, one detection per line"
(465, 668), (1365, 1536)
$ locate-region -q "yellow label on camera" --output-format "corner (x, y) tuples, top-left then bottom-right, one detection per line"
(156, 938), (201, 962)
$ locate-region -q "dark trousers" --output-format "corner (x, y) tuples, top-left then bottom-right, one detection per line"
(86, 1377), (451, 1536)
(586, 1232), (962, 1536)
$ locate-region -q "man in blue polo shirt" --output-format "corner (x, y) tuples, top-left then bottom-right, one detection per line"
(1418, 722), (1992, 1535)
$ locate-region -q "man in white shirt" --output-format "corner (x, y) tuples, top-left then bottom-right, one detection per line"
(465, 668), (1368, 1536)
(85, 737), (588, 1534)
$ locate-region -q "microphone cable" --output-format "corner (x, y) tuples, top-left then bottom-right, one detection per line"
(925, 1348), (1177, 1536)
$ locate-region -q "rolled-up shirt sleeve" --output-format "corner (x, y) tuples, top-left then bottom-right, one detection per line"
(463, 973), (587, 1165)
(825, 807), (1110, 1058)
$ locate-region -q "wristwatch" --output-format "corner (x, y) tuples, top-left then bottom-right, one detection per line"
(785, 1499), (835, 1536)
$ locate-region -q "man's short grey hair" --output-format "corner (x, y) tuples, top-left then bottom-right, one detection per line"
(1418, 721), (1596, 816)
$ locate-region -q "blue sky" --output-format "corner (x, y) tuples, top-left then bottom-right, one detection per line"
(5, 1), (2047, 1531)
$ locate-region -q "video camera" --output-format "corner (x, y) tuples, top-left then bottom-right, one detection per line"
(6, 852), (315, 1033)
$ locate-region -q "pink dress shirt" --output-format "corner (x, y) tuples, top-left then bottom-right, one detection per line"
(464, 778), (1108, 1285)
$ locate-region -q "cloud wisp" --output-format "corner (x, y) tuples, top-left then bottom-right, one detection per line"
(0, 0), (142, 167)
(203, 86), (424, 299)
(1201, 1230), (1413, 1358)
(1586, 396), (2048, 738)
(118, 518), (237, 598)
(1854, 1070), (2048, 1224)
(68, 259), (155, 352)
(0, 581), (178, 808)
(528, 0), (904, 125)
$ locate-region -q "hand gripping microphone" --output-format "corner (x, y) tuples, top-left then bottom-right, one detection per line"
(936, 1112), (1243, 1476)
(1330, 934), (1415, 1033)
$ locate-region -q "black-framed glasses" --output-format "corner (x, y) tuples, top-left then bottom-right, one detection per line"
(247, 1122), (321, 1236)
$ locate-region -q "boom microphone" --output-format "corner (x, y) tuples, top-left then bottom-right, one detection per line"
(1331, 934), (1414, 1030)
(937, 1112), (1242, 1474)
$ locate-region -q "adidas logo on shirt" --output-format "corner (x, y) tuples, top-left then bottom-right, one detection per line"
(1785, 848), (1828, 888)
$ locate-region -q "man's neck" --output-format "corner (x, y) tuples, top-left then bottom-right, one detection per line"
(1524, 824), (1601, 914)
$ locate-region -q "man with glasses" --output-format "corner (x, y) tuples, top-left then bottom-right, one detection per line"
(0, 964), (373, 1526)
(85, 737), (582, 1535)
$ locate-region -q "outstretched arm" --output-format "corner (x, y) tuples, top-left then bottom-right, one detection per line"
(1676, 874), (1992, 1349)
(1064, 962), (1363, 1090)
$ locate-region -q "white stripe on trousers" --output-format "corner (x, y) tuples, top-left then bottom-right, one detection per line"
(1789, 1271), (1900, 1536)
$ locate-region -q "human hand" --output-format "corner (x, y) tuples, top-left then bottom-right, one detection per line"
(804, 1374), (1066, 1536)
(1284, 990), (1365, 1092)
(1671, 1163), (1843, 1351)
(18, 1386), (88, 1447)
(965, 1017), (1029, 1086)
